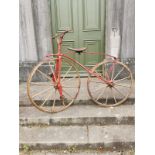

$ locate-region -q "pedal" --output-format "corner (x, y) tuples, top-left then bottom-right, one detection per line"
(60, 95), (68, 106)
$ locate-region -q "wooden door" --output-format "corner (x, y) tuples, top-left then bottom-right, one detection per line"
(51, 0), (105, 70)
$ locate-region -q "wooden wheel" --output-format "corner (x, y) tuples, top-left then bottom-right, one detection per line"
(87, 60), (133, 107)
(27, 56), (80, 113)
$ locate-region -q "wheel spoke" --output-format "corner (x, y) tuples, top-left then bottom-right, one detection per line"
(61, 66), (72, 82)
(32, 87), (51, 98)
(31, 82), (53, 86)
(111, 63), (115, 80)
(49, 61), (55, 76)
(113, 86), (125, 97)
(105, 88), (109, 104)
(51, 89), (56, 112)
(90, 79), (106, 84)
(111, 88), (117, 104)
(40, 91), (51, 107)
(113, 67), (125, 80)
(62, 85), (79, 88)
(96, 86), (107, 101)
(36, 69), (52, 81)
(61, 74), (78, 83)
(92, 85), (107, 93)
(62, 89), (74, 99)
(114, 83), (130, 88)
(114, 75), (130, 83)
(105, 64), (110, 80)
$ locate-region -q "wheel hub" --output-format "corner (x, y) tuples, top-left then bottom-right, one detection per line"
(54, 85), (58, 89)
(107, 81), (114, 88)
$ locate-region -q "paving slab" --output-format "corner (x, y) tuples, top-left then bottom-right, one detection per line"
(88, 125), (134, 143)
(20, 126), (87, 144)
(20, 125), (134, 151)
(20, 105), (134, 126)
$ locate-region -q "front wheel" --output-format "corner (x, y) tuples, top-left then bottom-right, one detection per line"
(87, 60), (133, 107)
(27, 56), (80, 113)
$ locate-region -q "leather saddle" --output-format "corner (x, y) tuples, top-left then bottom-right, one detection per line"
(67, 47), (87, 54)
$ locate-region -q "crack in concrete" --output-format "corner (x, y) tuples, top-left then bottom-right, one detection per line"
(86, 125), (89, 143)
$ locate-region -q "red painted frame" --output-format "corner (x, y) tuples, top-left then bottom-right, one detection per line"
(46, 30), (117, 97)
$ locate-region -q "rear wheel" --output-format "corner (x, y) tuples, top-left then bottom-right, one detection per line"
(27, 56), (80, 113)
(87, 60), (133, 107)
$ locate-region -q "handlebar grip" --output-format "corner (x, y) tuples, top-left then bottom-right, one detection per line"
(64, 30), (69, 33)
(52, 29), (72, 39)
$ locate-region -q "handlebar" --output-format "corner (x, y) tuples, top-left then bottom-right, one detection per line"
(52, 30), (71, 39)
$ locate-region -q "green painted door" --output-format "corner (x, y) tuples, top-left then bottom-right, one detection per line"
(51, 0), (105, 71)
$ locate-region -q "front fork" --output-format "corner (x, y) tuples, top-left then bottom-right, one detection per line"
(51, 55), (63, 97)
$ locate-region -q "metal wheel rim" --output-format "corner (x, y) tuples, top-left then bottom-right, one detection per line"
(87, 60), (133, 107)
(27, 56), (80, 113)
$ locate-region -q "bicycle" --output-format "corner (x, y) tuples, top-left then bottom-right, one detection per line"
(27, 30), (133, 113)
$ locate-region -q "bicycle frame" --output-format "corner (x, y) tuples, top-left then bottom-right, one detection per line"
(27, 30), (133, 113)
(46, 31), (117, 97)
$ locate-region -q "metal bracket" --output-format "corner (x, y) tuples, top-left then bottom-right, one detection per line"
(112, 27), (118, 36)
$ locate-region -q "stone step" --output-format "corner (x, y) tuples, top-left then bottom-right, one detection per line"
(20, 105), (134, 126)
(20, 125), (134, 152)
(20, 150), (135, 155)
